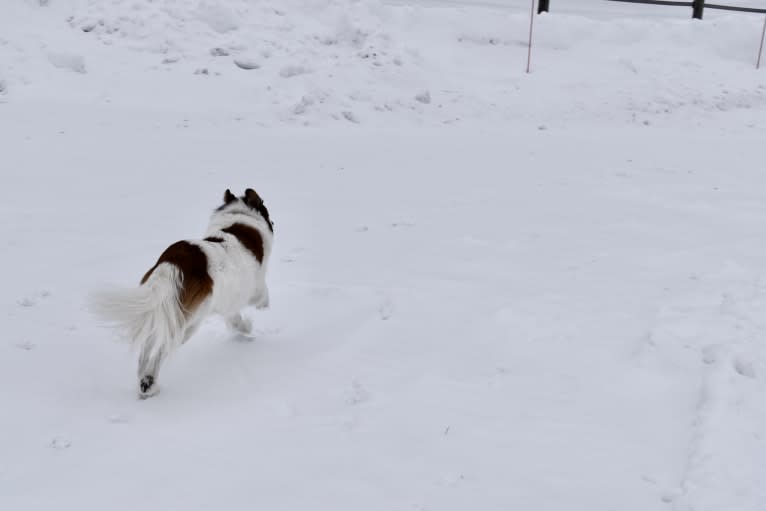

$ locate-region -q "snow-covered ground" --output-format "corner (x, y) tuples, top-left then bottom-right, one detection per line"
(3, 0), (766, 126)
(2, 1), (766, 510)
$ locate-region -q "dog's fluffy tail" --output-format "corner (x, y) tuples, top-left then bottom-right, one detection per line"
(89, 263), (186, 361)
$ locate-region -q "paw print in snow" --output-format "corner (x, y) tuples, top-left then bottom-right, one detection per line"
(48, 435), (71, 450)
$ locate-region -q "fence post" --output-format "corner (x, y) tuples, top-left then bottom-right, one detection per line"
(527, 0), (536, 73)
(692, 0), (704, 19)
(758, 15), (766, 69)
(538, 0), (549, 14)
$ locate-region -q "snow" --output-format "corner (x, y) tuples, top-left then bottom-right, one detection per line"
(1, 0), (766, 510)
(3, 0), (765, 125)
(46, 51), (86, 74)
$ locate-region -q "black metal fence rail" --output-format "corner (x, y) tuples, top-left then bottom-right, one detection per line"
(706, 3), (766, 13)
(538, 0), (766, 19)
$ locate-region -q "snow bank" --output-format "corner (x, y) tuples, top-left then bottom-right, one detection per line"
(0, 0), (764, 125)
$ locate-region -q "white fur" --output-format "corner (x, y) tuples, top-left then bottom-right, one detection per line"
(90, 199), (273, 397)
(90, 264), (186, 361)
(201, 204), (273, 316)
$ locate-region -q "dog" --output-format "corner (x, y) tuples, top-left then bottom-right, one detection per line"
(91, 188), (274, 398)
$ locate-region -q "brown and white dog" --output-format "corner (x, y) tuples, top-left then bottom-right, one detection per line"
(91, 188), (274, 398)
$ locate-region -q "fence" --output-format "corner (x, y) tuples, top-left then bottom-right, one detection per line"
(526, 0), (766, 70)
(537, 0), (766, 19)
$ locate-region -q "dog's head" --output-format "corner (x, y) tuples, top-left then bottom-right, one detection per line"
(217, 188), (274, 232)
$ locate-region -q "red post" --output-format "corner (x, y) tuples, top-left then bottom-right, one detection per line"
(758, 15), (766, 69)
(527, 0), (536, 74)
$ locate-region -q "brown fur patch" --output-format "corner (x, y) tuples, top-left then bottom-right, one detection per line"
(140, 241), (213, 316)
(221, 223), (264, 263)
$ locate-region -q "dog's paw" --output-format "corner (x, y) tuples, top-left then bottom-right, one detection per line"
(138, 376), (160, 399)
(227, 314), (253, 335)
(237, 316), (253, 334)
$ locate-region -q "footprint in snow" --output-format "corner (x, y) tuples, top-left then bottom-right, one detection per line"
(48, 436), (71, 450)
(702, 345), (722, 364)
(440, 472), (465, 487)
(378, 300), (394, 321)
(733, 356), (756, 378)
(414, 91), (431, 104)
(14, 340), (35, 351)
(17, 290), (50, 307)
(660, 488), (681, 503)
(341, 111), (359, 124)
(346, 381), (371, 406)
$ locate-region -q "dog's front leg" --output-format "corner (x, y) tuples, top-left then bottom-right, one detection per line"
(250, 284), (269, 310)
(226, 312), (252, 335)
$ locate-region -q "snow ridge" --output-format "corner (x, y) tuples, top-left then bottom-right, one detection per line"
(643, 264), (766, 511)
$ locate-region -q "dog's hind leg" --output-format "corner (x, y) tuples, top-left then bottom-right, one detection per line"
(136, 321), (200, 398)
(137, 344), (164, 399)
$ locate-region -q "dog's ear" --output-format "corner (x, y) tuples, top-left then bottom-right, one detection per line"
(223, 189), (237, 204)
(244, 188), (264, 208)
